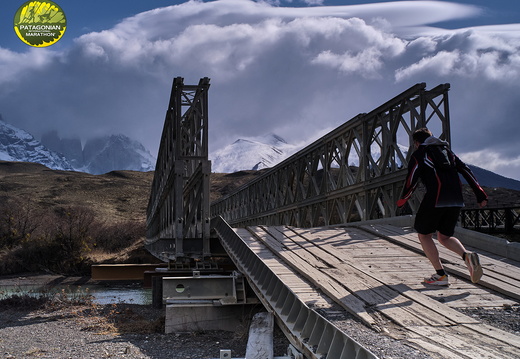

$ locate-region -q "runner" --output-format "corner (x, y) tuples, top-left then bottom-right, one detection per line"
(397, 128), (488, 285)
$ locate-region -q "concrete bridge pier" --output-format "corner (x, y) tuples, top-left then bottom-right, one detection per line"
(160, 270), (261, 333)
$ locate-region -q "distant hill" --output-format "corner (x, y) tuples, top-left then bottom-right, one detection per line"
(0, 161), (153, 224)
(467, 165), (520, 191)
(1, 157), (518, 226)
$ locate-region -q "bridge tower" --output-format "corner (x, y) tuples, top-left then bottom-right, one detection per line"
(146, 77), (212, 263)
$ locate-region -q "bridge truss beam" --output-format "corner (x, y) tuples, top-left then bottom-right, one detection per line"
(211, 83), (451, 227)
(146, 77), (211, 262)
(461, 207), (520, 234)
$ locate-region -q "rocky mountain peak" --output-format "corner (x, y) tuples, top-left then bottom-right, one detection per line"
(0, 116), (156, 174)
(0, 118), (74, 171)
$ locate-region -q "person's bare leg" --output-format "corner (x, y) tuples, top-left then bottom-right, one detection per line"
(436, 232), (466, 258)
(437, 231), (483, 283)
(418, 233), (443, 270)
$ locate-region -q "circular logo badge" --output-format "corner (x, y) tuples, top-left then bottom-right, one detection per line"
(14, 1), (67, 47)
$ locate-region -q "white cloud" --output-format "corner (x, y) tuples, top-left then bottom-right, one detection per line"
(396, 30), (520, 83)
(0, 0), (519, 180)
(459, 151), (520, 181)
(0, 47), (57, 86)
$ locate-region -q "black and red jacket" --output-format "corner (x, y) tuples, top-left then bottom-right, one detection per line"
(400, 136), (487, 208)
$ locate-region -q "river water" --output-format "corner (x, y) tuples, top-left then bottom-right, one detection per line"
(0, 283), (152, 305)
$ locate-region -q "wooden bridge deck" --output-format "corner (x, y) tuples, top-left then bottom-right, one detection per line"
(234, 223), (520, 359)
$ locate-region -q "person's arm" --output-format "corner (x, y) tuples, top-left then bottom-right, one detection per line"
(397, 155), (420, 207)
(454, 153), (488, 205)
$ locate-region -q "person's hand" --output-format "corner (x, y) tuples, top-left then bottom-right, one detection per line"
(397, 199), (407, 208)
(478, 199), (488, 208)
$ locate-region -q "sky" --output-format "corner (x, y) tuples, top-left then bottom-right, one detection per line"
(0, 0), (519, 180)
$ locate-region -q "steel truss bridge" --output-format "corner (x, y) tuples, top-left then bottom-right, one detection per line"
(146, 77), (212, 262)
(146, 79), (451, 261)
(144, 79), (520, 359)
(211, 82), (451, 228)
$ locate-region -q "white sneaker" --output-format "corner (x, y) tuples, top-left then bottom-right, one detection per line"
(465, 252), (483, 283)
(423, 274), (450, 286)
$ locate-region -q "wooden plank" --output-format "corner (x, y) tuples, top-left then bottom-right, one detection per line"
(268, 226), (344, 267)
(246, 226), (377, 328)
(405, 338), (466, 359)
(232, 225), (520, 359)
(408, 282), (518, 309)
(237, 227), (519, 359)
(289, 227), (482, 322)
(387, 283), (479, 324)
(301, 226), (519, 310)
(323, 267), (449, 327)
(279, 226), (461, 327)
(270, 228), (437, 327)
(408, 325), (520, 359)
(358, 224), (520, 301)
(347, 228), (520, 309)
(463, 323), (520, 349)
(443, 262), (520, 301)
(365, 224), (520, 279)
(234, 228), (332, 310)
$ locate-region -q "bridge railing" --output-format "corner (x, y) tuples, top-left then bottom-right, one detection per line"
(460, 207), (520, 234)
(211, 83), (451, 227)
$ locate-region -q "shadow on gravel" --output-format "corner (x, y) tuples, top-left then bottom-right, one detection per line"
(0, 292), (290, 358)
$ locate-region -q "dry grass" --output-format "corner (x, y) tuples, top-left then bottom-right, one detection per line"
(0, 161), (261, 272)
(210, 169), (267, 202)
(0, 161), (154, 224)
(76, 303), (165, 335)
(0, 161), (262, 223)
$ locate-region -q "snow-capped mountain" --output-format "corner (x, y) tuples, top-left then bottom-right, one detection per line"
(209, 133), (407, 173)
(0, 118), (74, 171)
(210, 133), (520, 191)
(80, 134), (156, 175)
(0, 116), (156, 174)
(210, 133), (301, 173)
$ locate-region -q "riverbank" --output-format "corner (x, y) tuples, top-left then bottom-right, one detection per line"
(0, 273), (288, 358)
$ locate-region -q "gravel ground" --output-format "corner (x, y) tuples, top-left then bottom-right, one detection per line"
(0, 305), (391, 359)
(3, 301), (519, 359)
(1, 277), (520, 359)
(0, 303), (283, 359)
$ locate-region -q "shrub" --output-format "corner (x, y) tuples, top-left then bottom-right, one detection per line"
(0, 198), (42, 250)
(0, 200), (144, 276)
(93, 220), (145, 253)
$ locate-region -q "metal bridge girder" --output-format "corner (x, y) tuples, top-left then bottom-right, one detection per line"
(211, 83), (451, 227)
(146, 77), (212, 262)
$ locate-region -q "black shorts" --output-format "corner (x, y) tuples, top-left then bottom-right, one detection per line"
(414, 207), (461, 237)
